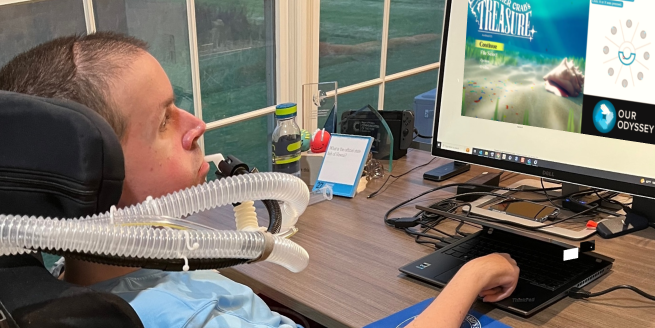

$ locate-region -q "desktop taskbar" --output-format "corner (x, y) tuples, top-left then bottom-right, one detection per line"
(434, 141), (655, 188)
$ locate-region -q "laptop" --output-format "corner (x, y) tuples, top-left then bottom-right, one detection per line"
(399, 206), (614, 317)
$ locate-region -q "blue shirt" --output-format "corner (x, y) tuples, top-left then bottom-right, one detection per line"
(90, 269), (299, 328)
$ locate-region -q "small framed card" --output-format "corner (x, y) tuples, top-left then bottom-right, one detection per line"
(312, 134), (373, 198)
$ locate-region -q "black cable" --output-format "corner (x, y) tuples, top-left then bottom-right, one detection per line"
(383, 183), (570, 226)
(540, 178), (560, 208)
(569, 285), (655, 302)
(368, 157), (436, 198)
(383, 186), (514, 226)
(593, 190), (632, 211)
(413, 128), (433, 140)
(455, 221), (469, 236)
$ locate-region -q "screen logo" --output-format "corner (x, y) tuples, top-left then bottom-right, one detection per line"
(468, 0), (537, 41)
(593, 100), (617, 134)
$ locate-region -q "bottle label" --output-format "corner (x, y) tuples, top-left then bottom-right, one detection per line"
(272, 134), (301, 161)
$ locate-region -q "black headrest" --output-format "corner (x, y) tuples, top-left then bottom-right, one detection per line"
(0, 91), (141, 328)
(0, 91), (124, 218)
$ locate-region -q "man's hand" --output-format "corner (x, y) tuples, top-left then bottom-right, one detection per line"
(407, 253), (520, 328)
(466, 253), (520, 302)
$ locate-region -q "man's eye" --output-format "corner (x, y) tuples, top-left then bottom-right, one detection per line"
(161, 114), (171, 130)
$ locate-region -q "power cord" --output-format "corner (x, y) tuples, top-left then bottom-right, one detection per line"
(368, 157), (436, 199)
(413, 128), (432, 140)
(569, 285), (655, 302)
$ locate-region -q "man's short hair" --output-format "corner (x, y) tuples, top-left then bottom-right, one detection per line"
(0, 32), (149, 139)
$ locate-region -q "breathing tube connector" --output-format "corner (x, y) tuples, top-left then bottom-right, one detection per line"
(207, 154), (283, 234)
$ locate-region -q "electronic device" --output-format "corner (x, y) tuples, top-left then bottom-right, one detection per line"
(400, 206), (614, 317)
(423, 161), (470, 182)
(340, 108), (415, 160)
(596, 213), (651, 239)
(431, 0), (655, 227)
(455, 171), (502, 202)
(489, 199), (560, 223)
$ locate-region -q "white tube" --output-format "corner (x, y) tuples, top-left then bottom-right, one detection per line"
(0, 214), (308, 273)
(233, 201), (262, 232)
(114, 172), (309, 233)
(0, 172), (311, 272)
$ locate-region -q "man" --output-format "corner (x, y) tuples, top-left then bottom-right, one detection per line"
(0, 32), (518, 328)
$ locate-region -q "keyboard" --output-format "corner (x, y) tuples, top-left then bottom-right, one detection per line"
(443, 236), (594, 291)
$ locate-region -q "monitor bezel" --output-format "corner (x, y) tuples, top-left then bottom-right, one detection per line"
(431, 0), (655, 200)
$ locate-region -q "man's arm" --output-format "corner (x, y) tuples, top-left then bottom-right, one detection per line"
(407, 253), (519, 328)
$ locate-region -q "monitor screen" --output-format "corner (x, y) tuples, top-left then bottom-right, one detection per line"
(433, 0), (655, 198)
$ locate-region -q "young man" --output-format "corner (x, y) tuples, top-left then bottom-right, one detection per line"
(0, 33), (518, 328)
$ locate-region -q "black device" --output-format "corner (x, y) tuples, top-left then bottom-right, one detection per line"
(340, 107), (415, 160)
(400, 206), (614, 317)
(596, 213), (650, 239)
(489, 199), (560, 223)
(423, 161), (470, 182)
(455, 171), (502, 202)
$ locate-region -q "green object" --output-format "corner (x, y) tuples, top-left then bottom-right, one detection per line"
(493, 97), (499, 121)
(300, 129), (311, 151)
(461, 89), (466, 116)
(523, 110), (530, 126)
(275, 103), (297, 119)
(567, 109), (575, 132)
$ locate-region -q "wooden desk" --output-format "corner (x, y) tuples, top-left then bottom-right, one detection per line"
(198, 150), (655, 327)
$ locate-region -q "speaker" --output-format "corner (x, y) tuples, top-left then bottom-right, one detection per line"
(340, 109), (415, 160)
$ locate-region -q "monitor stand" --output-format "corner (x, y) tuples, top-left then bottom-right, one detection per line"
(467, 179), (654, 240)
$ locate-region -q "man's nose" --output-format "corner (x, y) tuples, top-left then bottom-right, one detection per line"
(180, 109), (206, 150)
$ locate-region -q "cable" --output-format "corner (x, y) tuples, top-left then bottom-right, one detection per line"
(593, 190), (632, 211)
(368, 157), (436, 199)
(383, 183), (572, 227)
(569, 285), (655, 302)
(540, 178), (559, 208)
(413, 128), (432, 140)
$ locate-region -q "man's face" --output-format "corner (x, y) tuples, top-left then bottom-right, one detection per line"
(112, 52), (209, 207)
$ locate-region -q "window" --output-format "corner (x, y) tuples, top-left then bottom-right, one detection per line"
(317, 0), (444, 136)
(196, 0), (276, 172)
(319, 0), (384, 87)
(204, 114), (272, 175)
(195, 0), (275, 122)
(94, 0), (196, 114)
(0, 0), (86, 66)
(386, 0), (443, 75)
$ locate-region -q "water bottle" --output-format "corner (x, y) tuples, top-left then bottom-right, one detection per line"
(272, 103), (301, 177)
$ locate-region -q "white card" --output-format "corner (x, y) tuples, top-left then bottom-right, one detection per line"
(313, 134), (373, 198)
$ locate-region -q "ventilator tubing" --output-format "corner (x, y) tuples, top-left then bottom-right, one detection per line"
(0, 172), (310, 272)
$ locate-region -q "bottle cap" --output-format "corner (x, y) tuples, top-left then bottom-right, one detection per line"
(275, 103), (297, 119)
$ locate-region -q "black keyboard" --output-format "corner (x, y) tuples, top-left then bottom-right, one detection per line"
(443, 236), (594, 291)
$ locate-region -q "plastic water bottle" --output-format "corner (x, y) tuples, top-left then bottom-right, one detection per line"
(272, 103), (301, 177)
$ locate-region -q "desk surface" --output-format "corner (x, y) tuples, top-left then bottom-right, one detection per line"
(198, 150), (655, 328)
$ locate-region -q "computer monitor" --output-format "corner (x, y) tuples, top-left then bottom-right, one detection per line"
(432, 0), (655, 223)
